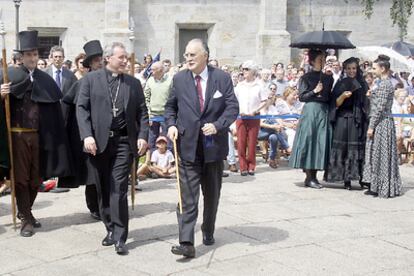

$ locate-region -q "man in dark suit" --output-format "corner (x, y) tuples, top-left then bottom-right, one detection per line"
(165, 39), (239, 258)
(77, 42), (149, 255)
(45, 46), (78, 193)
(45, 46), (77, 97)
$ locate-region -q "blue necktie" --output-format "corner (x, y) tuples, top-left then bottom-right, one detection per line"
(55, 69), (61, 89)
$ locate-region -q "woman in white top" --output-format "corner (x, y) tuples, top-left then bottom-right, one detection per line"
(276, 87), (302, 147)
(235, 60), (268, 176)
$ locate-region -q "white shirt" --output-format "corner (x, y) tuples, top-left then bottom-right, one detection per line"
(28, 69), (34, 82)
(52, 65), (63, 87)
(151, 150), (175, 168)
(235, 79), (268, 114)
(192, 65), (208, 101)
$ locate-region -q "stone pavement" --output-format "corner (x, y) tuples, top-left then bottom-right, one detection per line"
(1, 160), (414, 275)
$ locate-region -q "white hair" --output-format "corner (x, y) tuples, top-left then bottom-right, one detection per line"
(103, 42), (126, 58)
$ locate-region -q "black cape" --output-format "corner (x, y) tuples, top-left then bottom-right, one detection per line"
(0, 99), (9, 180)
(0, 66), (73, 180)
(58, 79), (92, 188)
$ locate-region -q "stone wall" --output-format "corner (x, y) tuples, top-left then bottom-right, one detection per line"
(0, 0), (413, 67)
(0, 0), (105, 60)
(131, 0), (263, 66)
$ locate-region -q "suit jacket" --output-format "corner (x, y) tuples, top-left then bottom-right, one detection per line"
(45, 66), (77, 96)
(45, 66), (78, 121)
(164, 66), (239, 163)
(76, 68), (149, 156)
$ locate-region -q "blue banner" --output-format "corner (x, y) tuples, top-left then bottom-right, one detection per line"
(150, 113), (414, 122)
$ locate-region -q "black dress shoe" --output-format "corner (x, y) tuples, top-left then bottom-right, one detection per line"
(248, 171), (255, 176)
(364, 190), (378, 197)
(240, 171), (248, 176)
(90, 211), (101, 221)
(222, 172), (229, 177)
(344, 181), (352, 190)
(20, 221), (34, 237)
(202, 232), (215, 246)
(305, 180), (322, 189)
(102, 232), (115, 246)
(115, 242), (128, 255)
(171, 243), (195, 258)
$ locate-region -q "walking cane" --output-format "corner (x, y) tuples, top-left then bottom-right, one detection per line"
(0, 17), (17, 229)
(172, 137), (183, 214)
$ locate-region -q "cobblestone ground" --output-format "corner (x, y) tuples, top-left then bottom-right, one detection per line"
(1, 160), (414, 275)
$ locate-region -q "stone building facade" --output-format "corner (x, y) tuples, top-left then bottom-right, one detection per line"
(0, 0), (413, 67)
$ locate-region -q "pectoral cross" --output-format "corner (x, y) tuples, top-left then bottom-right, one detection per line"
(112, 106), (119, 117)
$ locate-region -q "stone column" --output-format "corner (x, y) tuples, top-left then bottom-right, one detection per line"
(102, 0), (132, 50)
(256, 0), (291, 67)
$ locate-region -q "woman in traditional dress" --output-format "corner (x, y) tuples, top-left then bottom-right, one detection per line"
(362, 55), (402, 198)
(289, 49), (334, 188)
(326, 57), (369, 190)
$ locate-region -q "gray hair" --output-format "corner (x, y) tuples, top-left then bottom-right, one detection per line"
(50, 45), (65, 56)
(187, 38), (210, 58)
(103, 42), (126, 58)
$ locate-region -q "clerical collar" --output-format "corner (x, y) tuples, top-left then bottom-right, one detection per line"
(105, 67), (120, 82)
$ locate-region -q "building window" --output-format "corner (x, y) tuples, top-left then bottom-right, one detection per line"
(27, 27), (67, 59)
(38, 36), (60, 59)
(178, 29), (208, 63)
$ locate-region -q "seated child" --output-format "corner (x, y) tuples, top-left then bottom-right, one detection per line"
(138, 136), (175, 179)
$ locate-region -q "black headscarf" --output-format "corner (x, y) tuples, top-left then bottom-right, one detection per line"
(330, 57), (369, 137)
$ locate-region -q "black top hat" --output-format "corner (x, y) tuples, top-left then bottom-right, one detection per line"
(15, 30), (39, 52)
(83, 40), (103, 68)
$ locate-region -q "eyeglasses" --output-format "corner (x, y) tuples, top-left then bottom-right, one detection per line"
(183, 53), (196, 58)
(270, 87), (277, 91)
(242, 68), (250, 71)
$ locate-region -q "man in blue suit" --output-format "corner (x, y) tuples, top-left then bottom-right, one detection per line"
(165, 39), (239, 258)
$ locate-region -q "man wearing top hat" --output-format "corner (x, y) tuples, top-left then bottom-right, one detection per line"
(77, 42), (149, 255)
(0, 30), (72, 237)
(59, 40), (104, 220)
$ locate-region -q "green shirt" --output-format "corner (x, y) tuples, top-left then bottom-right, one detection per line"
(144, 74), (172, 117)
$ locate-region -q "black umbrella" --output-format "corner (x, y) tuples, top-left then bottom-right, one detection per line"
(290, 30), (355, 49)
(382, 41), (414, 56)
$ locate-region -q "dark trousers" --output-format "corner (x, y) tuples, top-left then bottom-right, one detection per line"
(12, 132), (40, 219)
(149, 120), (171, 152)
(89, 136), (132, 243)
(85, 184), (99, 213)
(177, 149), (223, 244)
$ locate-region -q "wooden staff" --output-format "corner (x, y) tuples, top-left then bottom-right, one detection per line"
(0, 19), (17, 229)
(129, 52), (137, 210)
(172, 138), (183, 214)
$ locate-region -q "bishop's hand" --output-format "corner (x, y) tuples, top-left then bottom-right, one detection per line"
(84, 136), (97, 156)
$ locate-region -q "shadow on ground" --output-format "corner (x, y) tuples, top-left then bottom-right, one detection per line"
(3, 202), (177, 232)
(126, 223), (289, 262)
